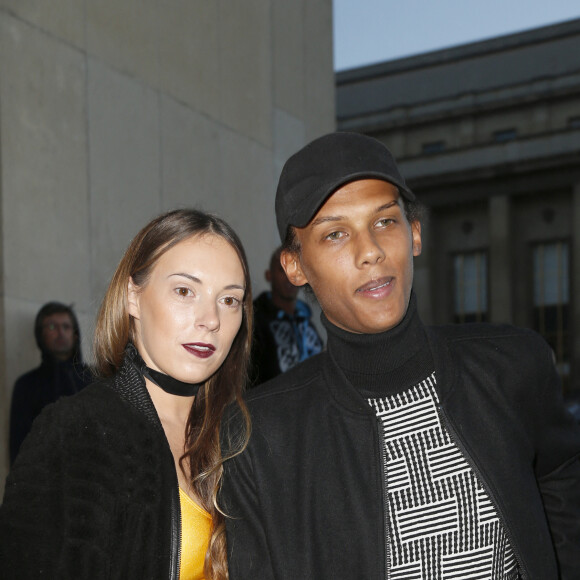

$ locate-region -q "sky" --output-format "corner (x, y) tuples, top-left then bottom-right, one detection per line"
(333, 0), (580, 71)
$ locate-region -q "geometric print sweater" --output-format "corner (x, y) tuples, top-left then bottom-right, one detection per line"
(367, 372), (520, 580)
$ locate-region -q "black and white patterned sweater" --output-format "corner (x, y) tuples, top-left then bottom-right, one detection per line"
(338, 295), (518, 579)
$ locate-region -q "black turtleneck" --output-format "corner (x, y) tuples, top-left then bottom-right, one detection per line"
(323, 292), (434, 396)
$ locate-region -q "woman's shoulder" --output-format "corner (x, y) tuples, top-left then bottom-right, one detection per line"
(32, 377), (143, 437)
(55, 377), (120, 410)
(13, 376), (163, 476)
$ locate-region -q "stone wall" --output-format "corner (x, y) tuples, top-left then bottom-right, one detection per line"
(0, 0), (335, 494)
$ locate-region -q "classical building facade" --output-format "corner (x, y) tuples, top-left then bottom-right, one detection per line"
(337, 19), (580, 395)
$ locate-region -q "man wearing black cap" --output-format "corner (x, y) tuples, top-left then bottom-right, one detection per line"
(221, 132), (580, 579)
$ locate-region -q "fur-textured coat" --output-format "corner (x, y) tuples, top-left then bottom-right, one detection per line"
(0, 346), (180, 579)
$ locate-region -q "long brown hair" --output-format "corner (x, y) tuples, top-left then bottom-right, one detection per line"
(94, 208), (252, 580)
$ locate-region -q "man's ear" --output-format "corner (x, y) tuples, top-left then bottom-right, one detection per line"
(280, 250), (308, 287)
(127, 277), (141, 319)
(411, 221), (422, 257)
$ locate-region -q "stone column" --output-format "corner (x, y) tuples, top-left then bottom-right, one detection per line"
(572, 182), (580, 392)
(489, 195), (512, 324)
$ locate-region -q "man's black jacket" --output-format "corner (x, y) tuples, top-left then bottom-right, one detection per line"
(221, 323), (580, 579)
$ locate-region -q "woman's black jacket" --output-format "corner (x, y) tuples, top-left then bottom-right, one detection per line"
(0, 349), (181, 579)
(221, 323), (580, 580)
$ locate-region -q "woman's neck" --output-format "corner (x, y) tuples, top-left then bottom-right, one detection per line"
(144, 377), (194, 426)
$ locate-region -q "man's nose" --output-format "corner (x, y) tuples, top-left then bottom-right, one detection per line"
(355, 230), (385, 266)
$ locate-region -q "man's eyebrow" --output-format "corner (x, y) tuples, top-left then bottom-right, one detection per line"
(376, 201), (400, 212)
(310, 200), (400, 228)
(168, 273), (245, 292)
(310, 215), (345, 227)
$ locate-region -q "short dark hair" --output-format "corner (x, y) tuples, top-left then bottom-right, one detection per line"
(282, 193), (426, 255)
(34, 301), (81, 360)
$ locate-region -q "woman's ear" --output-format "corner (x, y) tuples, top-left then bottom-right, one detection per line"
(127, 277), (140, 319)
(280, 250), (309, 287)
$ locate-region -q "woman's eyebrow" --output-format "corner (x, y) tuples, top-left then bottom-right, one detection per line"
(169, 273), (244, 292)
(168, 273), (201, 283)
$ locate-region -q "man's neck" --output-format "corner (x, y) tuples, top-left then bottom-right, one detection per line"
(43, 350), (74, 363)
(323, 292), (433, 394)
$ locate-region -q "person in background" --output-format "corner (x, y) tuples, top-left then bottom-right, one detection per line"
(221, 132), (580, 579)
(250, 246), (322, 386)
(9, 301), (93, 464)
(0, 209), (252, 580)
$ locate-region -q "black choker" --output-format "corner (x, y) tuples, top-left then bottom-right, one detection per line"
(142, 366), (201, 397)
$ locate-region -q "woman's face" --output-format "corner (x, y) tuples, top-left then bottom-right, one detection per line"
(128, 234), (246, 384)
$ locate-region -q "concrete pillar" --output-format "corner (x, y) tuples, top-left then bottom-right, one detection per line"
(489, 195), (512, 324)
(572, 182), (580, 388)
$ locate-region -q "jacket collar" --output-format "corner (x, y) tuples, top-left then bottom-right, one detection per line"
(323, 292), (433, 394)
(112, 344), (165, 433)
(321, 321), (456, 414)
(424, 326), (456, 404)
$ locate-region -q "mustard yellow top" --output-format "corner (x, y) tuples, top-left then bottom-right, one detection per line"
(179, 487), (212, 580)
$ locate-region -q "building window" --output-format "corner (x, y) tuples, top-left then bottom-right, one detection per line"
(533, 241), (570, 389)
(493, 128), (517, 143)
(422, 140), (446, 154)
(454, 251), (488, 323)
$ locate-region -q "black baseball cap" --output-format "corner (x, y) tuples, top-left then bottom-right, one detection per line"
(275, 132), (415, 241)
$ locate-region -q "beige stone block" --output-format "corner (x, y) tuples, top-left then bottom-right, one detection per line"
(76, 309), (97, 367)
(272, 0), (304, 118)
(0, 16), (91, 307)
(160, 96), (222, 212)
(0, 0), (85, 48)
(2, 298), (44, 393)
(86, 0), (158, 87)
(218, 129), (277, 293)
(157, 1), (220, 120)
(273, 108), (305, 180)
(87, 59), (161, 302)
(219, 0), (272, 146)
(303, 0), (335, 141)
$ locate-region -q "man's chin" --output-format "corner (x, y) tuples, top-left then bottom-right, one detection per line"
(50, 349), (74, 359)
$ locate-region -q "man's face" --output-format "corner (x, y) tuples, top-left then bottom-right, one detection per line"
(41, 312), (76, 360)
(281, 179), (421, 334)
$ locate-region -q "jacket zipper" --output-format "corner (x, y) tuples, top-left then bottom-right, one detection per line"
(175, 484), (182, 580)
(436, 404), (528, 580)
(169, 476), (182, 579)
(376, 417), (391, 580)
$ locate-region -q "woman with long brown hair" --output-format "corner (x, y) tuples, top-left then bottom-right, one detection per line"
(0, 209), (252, 580)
